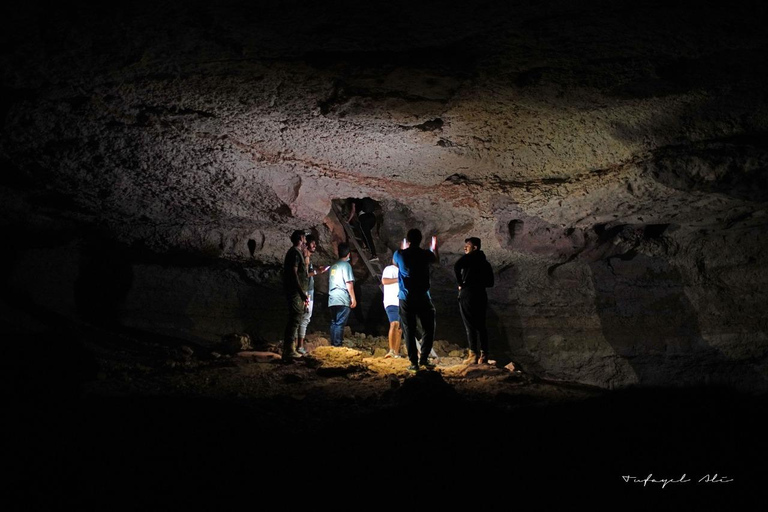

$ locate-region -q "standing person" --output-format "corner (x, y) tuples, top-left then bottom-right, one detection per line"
(328, 242), (357, 347)
(297, 235), (329, 355)
(283, 230), (309, 362)
(454, 237), (494, 364)
(381, 257), (402, 358)
(347, 197), (378, 261)
(393, 228), (439, 372)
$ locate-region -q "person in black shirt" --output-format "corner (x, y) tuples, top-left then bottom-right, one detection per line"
(282, 230), (309, 362)
(454, 237), (494, 364)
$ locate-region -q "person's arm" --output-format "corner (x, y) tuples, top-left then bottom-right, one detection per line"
(347, 202), (356, 223)
(292, 263), (308, 302)
(381, 266), (398, 285)
(454, 257), (464, 290)
(429, 236), (439, 264)
(346, 280), (357, 308)
(307, 261), (329, 277)
(304, 250), (312, 276)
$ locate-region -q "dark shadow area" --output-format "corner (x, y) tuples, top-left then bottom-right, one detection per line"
(5, 358), (766, 508)
(589, 251), (767, 389)
(361, 284), (386, 335)
(492, 208), (768, 389)
(74, 231), (134, 328)
(486, 264), (520, 366)
(486, 302), (513, 367)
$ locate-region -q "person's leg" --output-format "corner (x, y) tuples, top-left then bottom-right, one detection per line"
(385, 306), (400, 357)
(417, 298), (436, 366)
(400, 299), (418, 367)
(329, 305), (342, 347)
(297, 300), (313, 353)
(387, 321), (397, 356)
(283, 295), (303, 360)
(336, 305), (351, 345)
(475, 295), (489, 361)
(393, 321), (402, 356)
(459, 296), (479, 363)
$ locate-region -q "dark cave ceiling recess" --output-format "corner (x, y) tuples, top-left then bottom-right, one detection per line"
(2, 0), (767, 389)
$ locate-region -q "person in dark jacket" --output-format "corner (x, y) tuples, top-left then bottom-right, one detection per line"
(454, 237), (494, 364)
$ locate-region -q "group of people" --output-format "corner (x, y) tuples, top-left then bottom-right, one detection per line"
(281, 230), (328, 359)
(282, 228), (495, 371)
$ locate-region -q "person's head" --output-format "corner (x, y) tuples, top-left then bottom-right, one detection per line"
(464, 237), (481, 254)
(406, 228), (423, 247)
(338, 242), (351, 260)
(290, 230), (306, 247)
(306, 235), (317, 253)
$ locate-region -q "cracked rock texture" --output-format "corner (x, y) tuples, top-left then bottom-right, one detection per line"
(2, 0), (767, 389)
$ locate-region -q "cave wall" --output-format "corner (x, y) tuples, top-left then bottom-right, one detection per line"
(2, 0), (767, 389)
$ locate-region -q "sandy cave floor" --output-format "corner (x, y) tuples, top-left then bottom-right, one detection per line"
(81, 332), (598, 412)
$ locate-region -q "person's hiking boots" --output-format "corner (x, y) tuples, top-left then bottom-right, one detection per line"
(463, 351), (478, 365)
(282, 340), (303, 362)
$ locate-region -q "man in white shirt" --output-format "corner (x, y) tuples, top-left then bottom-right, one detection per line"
(381, 258), (402, 358)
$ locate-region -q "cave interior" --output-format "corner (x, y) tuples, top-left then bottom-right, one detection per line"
(2, 0), (767, 506)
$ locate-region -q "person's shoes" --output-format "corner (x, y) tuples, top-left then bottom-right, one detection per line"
(463, 351), (478, 365)
(421, 361), (436, 370)
(407, 364), (419, 373)
(384, 350), (394, 359)
(478, 351), (488, 364)
(283, 340), (302, 360)
(370, 255), (379, 261)
(297, 347), (307, 355)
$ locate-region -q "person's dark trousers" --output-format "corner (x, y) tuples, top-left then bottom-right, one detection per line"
(358, 212), (377, 257)
(459, 289), (488, 354)
(329, 305), (351, 347)
(399, 296), (436, 365)
(284, 294), (305, 345)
